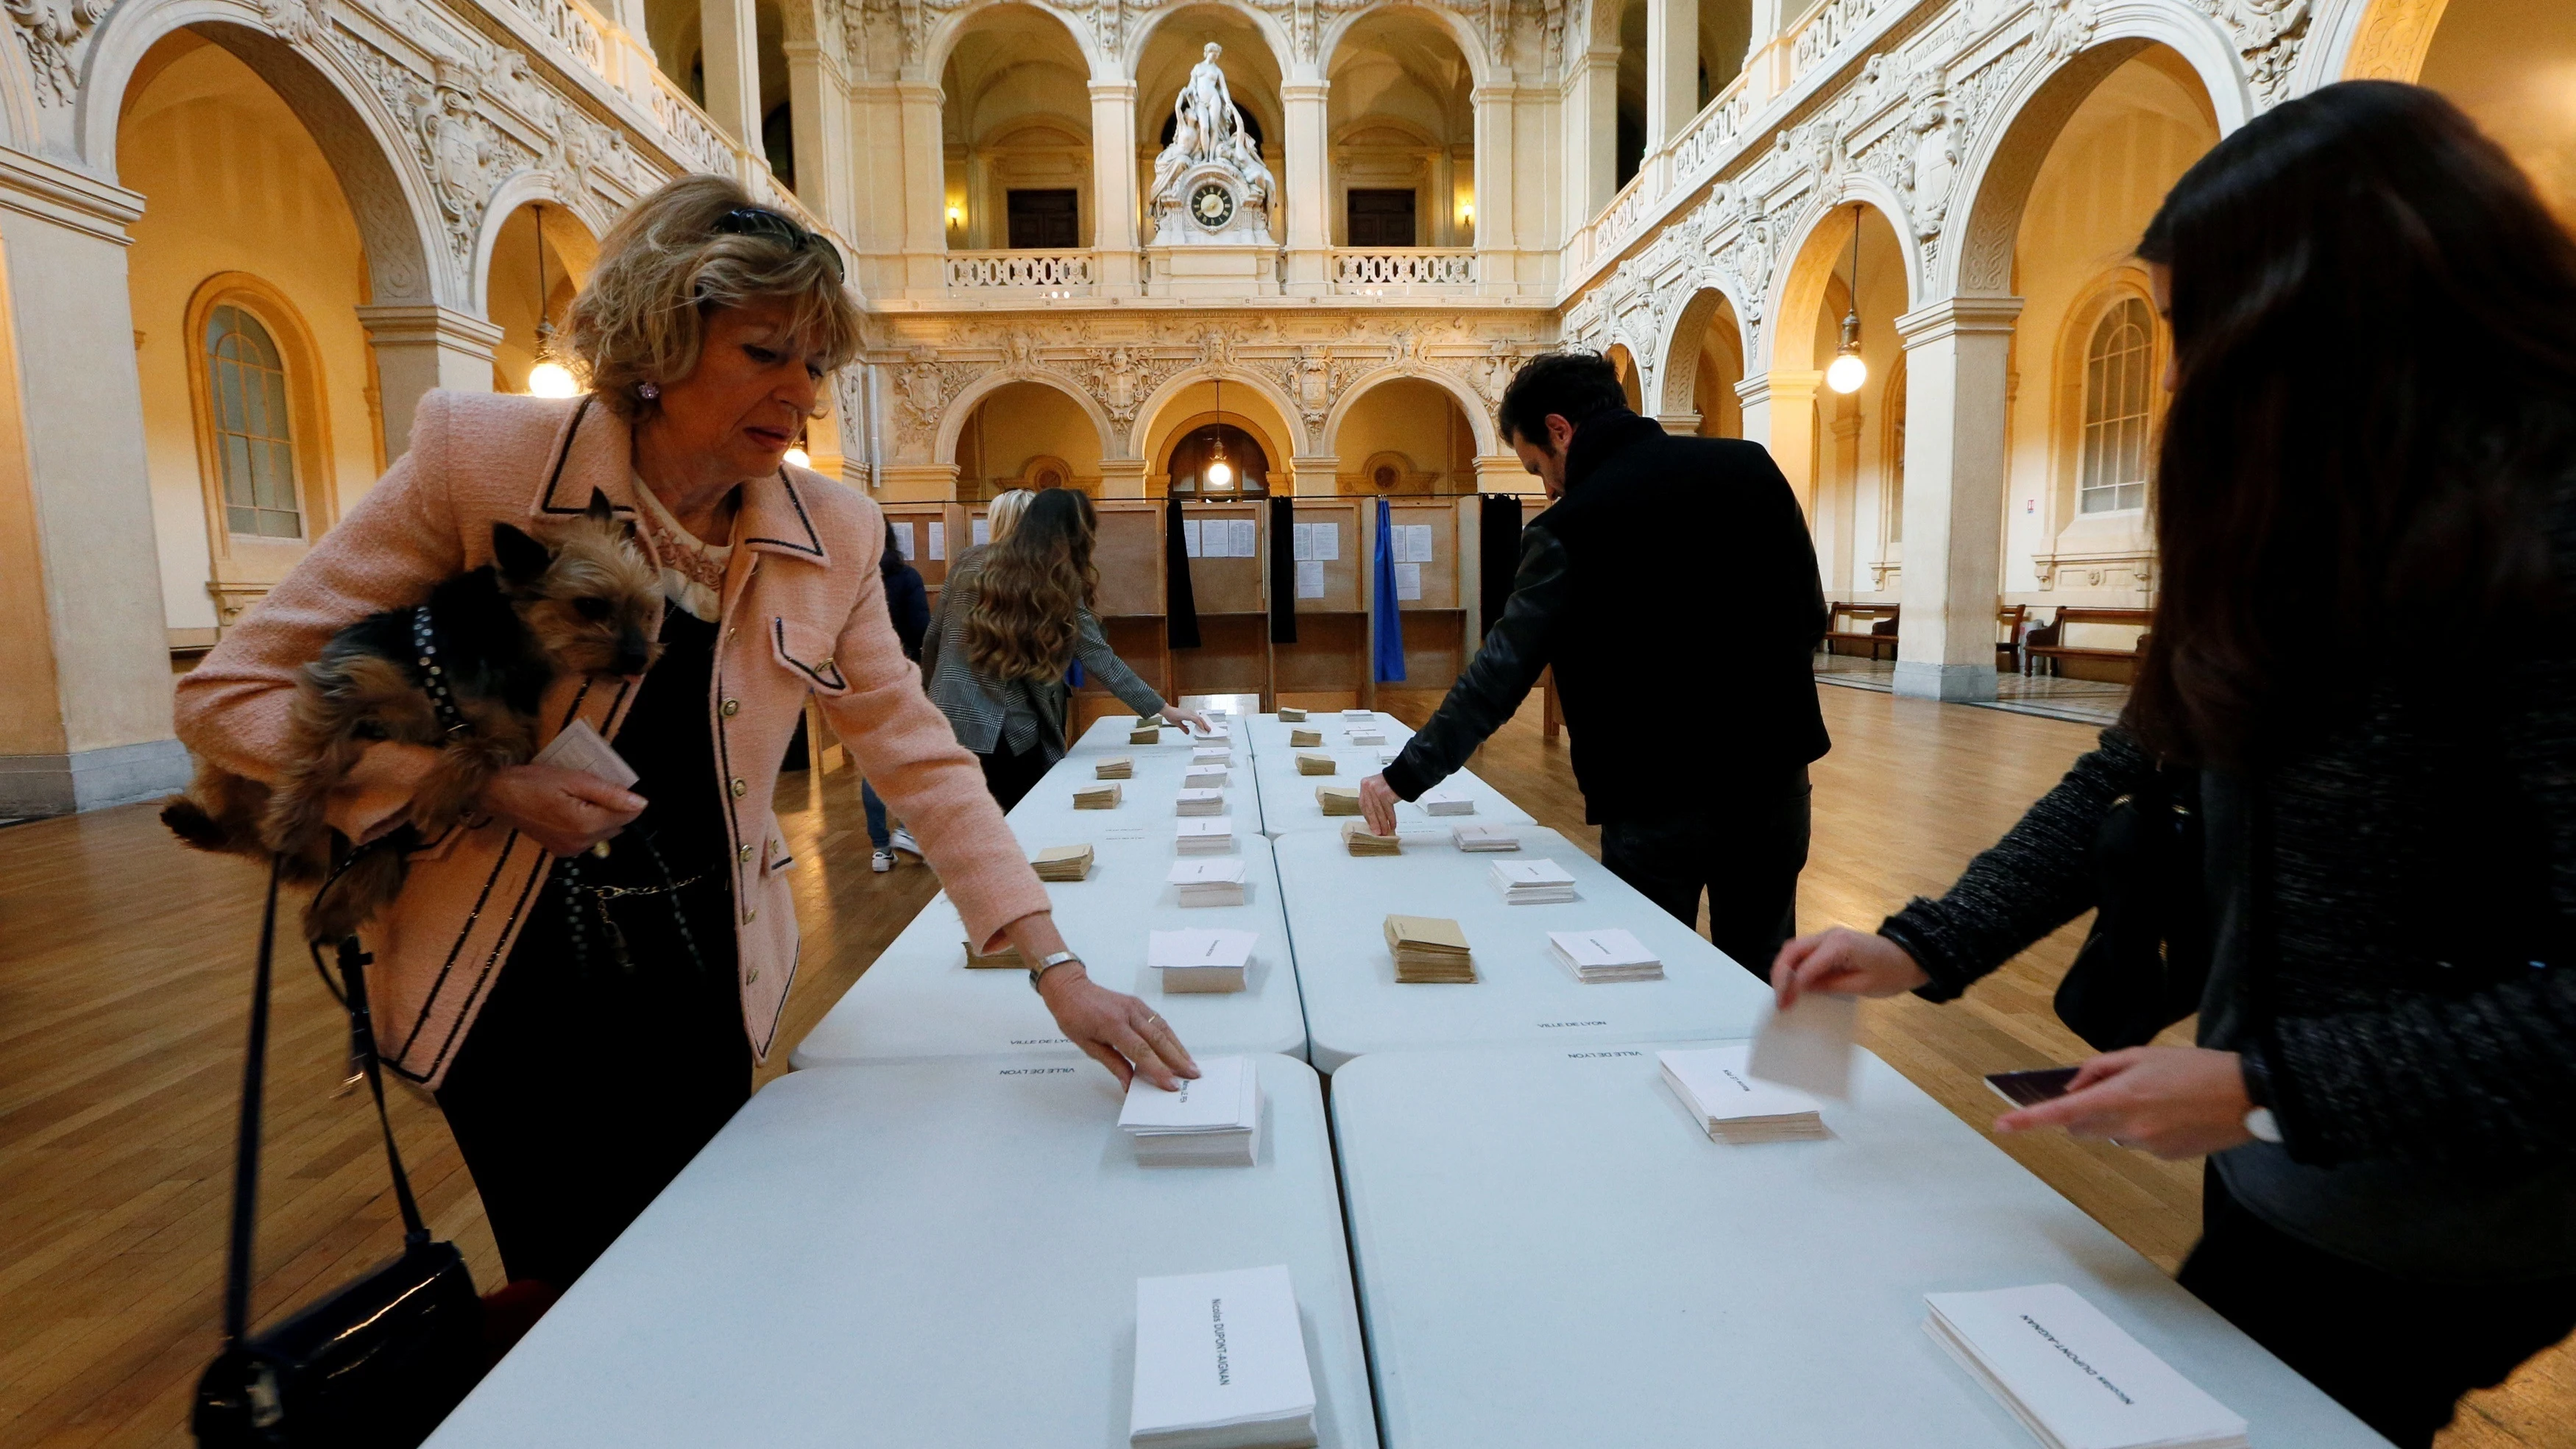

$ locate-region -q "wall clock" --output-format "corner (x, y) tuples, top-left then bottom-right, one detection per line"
(1192, 183), (1235, 230)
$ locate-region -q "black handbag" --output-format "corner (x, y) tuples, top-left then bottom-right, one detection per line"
(194, 862), (485, 1448)
(2054, 764), (2213, 1052)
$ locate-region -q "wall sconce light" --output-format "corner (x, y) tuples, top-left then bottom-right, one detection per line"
(946, 204), (963, 227)
(1460, 202), (1474, 224)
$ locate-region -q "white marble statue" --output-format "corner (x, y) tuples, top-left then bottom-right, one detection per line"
(1147, 43), (1270, 244)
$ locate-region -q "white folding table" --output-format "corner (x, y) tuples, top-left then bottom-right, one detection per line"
(429, 1055), (1377, 1448)
(1272, 824), (1770, 1071)
(1069, 712), (1244, 757)
(1010, 742), (1267, 840)
(1250, 742), (1535, 835)
(1328, 1043), (2385, 1449)
(792, 833), (1307, 1066)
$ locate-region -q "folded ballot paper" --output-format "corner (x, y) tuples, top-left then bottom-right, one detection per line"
(532, 719), (640, 788)
(964, 940), (1025, 970)
(1548, 927), (1664, 983)
(1658, 1044), (1826, 1141)
(1490, 859), (1578, 904)
(1451, 824), (1521, 852)
(1340, 820), (1401, 856)
(1131, 726), (1164, 745)
(1130, 1264), (1317, 1449)
(1119, 1054), (1261, 1161)
(1386, 915), (1474, 983)
(1176, 818), (1235, 855)
(1076, 783), (1124, 810)
(1097, 757), (1136, 780)
(1147, 928), (1256, 993)
(1294, 751), (1336, 775)
(1289, 728), (1323, 748)
(1192, 745), (1234, 766)
(1277, 706), (1308, 722)
(1169, 858), (1248, 907)
(1341, 709), (1374, 722)
(1184, 764), (1231, 790)
(1747, 990), (1859, 1100)
(1315, 785), (1362, 817)
(1418, 789), (1473, 817)
(1923, 1284), (2248, 1449)
(1033, 845), (1094, 882)
(1176, 789), (1228, 818)
(1348, 729), (1387, 746)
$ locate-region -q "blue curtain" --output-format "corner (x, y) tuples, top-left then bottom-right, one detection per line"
(1372, 497), (1407, 683)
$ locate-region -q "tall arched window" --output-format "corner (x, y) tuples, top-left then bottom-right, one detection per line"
(205, 304), (302, 539)
(2077, 297), (2153, 514)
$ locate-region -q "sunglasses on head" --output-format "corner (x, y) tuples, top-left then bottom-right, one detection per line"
(712, 207), (843, 283)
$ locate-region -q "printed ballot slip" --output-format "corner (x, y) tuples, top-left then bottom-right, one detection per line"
(1119, 1054), (1260, 1160)
(1129, 1264), (1317, 1449)
(1657, 1044), (1825, 1141)
(1923, 1284), (2248, 1449)
(1176, 818), (1235, 854)
(1168, 857), (1250, 907)
(1547, 927), (1663, 983)
(1748, 991), (1858, 1099)
(1146, 928), (1256, 993)
(531, 719), (638, 788)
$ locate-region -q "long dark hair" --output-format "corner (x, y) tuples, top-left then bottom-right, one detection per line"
(2127, 81), (2576, 766)
(879, 520), (910, 583)
(966, 487), (1098, 681)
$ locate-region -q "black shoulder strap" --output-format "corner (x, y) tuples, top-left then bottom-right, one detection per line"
(219, 859), (431, 1345)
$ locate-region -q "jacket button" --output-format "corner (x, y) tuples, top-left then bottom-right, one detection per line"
(747, 966), (760, 984)
(737, 843), (752, 863)
(721, 698), (740, 718)
(743, 907), (758, 924)
(730, 777), (747, 798)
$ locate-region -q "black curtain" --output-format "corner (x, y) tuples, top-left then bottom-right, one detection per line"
(1165, 496), (1201, 648)
(1267, 495), (1298, 644)
(1479, 493), (1525, 634)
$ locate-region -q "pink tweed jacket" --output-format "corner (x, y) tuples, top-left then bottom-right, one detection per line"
(173, 391), (1049, 1088)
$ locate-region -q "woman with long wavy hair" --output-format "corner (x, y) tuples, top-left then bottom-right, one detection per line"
(923, 488), (1203, 809)
(1770, 82), (2576, 1446)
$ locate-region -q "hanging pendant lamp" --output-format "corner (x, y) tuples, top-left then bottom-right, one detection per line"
(1206, 374), (1235, 490)
(525, 204), (579, 399)
(1826, 204), (1869, 396)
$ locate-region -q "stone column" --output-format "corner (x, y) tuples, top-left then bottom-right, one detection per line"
(355, 305), (505, 459)
(1282, 81), (1331, 297)
(0, 161), (189, 814)
(1892, 295), (2021, 702)
(1098, 458), (1150, 500)
(1653, 411), (1702, 434)
(698, 0), (764, 149)
(1471, 84), (1521, 295)
(1744, 0), (1796, 103)
(782, 40), (843, 227)
(877, 462), (962, 501)
(1473, 453), (1544, 496)
(899, 79), (949, 293)
(1287, 455), (1340, 498)
(1563, 46), (1621, 231)
(1735, 369), (1821, 519)
(1090, 80), (1140, 291)
(1646, 0), (1699, 148)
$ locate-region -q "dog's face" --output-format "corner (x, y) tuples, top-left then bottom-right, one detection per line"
(492, 497), (664, 679)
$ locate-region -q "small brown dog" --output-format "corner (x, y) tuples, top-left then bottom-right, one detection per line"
(163, 490), (663, 941)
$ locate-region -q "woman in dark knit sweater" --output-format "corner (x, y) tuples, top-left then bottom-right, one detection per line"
(1774, 83), (2576, 1448)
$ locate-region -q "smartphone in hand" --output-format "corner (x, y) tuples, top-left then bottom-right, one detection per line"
(1984, 1066), (2080, 1109)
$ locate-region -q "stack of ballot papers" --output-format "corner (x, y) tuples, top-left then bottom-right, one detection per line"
(1294, 750), (1334, 773)
(1289, 728), (1323, 748)
(1146, 928), (1256, 993)
(1923, 1285), (2249, 1449)
(1657, 1044), (1827, 1141)
(1176, 788), (1226, 817)
(1129, 1264), (1316, 1449)
(1097, 757), (1135, 780)
(1548, 927), (1664, 982)
(1192, 744), (1234, 766)
(1342, 709), (1374, 723)
(1184, 764), (1230, 790)
(1451, 825), (1519, 851)
(1177, 818), (1234, 854)
(1385, 915), (1475, 983)
(1340, 820), (1400, 856)
(1076, 783), (1123, 809)
(1277, 706), (1308, 721)
(1130, 726), (1163, 745)
(1418, 789), (1473, 816)
(964, 940), (1025, 969)
(1348, 728), (1387, 746)
(1490, 858), (1578, 904)
(1119, 1054), (1260, 1158)
(1316, 785), (1361, 816)
(1033, 845), (1094, 882)
(1168, 858), (1248, 907)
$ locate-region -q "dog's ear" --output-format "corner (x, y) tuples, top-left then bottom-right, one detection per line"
(584, 489), (616, 524)
(491, 522), (552, 586)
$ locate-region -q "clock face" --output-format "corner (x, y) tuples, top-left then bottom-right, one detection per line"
(1191, 183), (1235, 230)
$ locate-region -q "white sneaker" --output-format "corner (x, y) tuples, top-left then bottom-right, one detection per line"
(888, 826), (921, 859)
(870, 848), (894, 873)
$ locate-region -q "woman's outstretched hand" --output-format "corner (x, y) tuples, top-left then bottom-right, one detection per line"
(1038, 964), (1200, 1091)
(1161, 704), (1213, 735)
(1995, 1046), (2256, 1158)
(1769, 927), (1929, 1010)
(478, 765), (645, 857)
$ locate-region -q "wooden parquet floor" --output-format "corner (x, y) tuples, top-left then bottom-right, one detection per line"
(0, 689), (2565, 1446)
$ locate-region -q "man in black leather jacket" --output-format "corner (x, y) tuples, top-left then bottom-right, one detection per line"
(1359, 351), (1830, 979)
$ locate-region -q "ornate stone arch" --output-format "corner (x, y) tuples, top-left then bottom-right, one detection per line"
(1761, 180), (1917, 375)
(1321, 366), (1501, 458)
(2310, 0), (2447, 85)
(78, 5), (451, 307)
(1653, 283), (1749, 417)
(921, 0), (1109, 91)
(1942, 16), (2246, 300)
(1316, 0), (1493, 91)
(470, 171), (611, 316)
(934, 367), (1120, 466)
(1123, 1), (1296, 82)
(1129, 364), (1303, 463)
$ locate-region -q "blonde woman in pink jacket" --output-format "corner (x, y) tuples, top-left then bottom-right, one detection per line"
(173, 176), (1195, 1299)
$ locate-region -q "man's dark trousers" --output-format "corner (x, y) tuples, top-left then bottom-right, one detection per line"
(1599, 766), (1811, 982)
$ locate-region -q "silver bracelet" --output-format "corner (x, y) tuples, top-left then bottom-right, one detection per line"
(1027, 949), (1081, 994)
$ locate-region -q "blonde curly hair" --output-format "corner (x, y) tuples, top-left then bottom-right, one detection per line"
(560, 174), (863, 419)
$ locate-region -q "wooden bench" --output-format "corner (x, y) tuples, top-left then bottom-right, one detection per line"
(1822, 602), (1899, 661)
(1995, 604), (2029, 674)
(2023, 606), (2154, 683)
